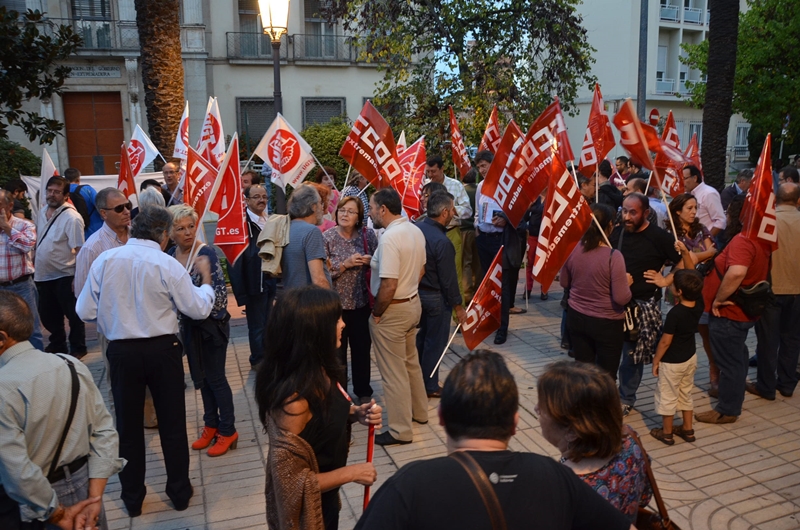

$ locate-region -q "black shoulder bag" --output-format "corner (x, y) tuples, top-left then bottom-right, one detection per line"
(714, 264), (774, 319)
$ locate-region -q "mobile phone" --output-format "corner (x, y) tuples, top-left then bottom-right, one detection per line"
(492, 210), (501, 218)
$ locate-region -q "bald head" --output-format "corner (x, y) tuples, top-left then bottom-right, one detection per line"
(776, 182), (800, 206)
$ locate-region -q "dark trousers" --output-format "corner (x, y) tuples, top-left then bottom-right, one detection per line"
(107, 335), (192, 511)
(476, 231), (517, 334)
(199, 322), (235, 436)
(709, 315), (754, 417)
(338, 305), (374, 398)
(567, 307), (625, 379)
(35, 276), (85, 353)
(416, 290), (452, 392)
(755, 294), (800, 398)
(244, 278), (276, 366)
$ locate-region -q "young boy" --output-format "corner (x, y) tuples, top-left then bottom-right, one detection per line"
(650, 269), (705, 445)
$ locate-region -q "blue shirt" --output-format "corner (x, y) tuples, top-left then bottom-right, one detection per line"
(69, 183), (103, 238)
(281, 220), (331, 289)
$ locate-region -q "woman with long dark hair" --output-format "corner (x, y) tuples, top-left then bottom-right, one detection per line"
(256, 286), (381, 530)
(560, 203), (633, 378)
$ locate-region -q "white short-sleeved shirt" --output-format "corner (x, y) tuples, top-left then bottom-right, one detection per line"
(34, 204), (85, 281)
(370, 216), (425, 300)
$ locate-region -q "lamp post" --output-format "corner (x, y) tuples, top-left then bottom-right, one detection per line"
(258, 0), (290, 214)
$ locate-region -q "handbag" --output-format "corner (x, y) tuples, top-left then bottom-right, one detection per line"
(623, 426), (682, 530)
(714, 266), (774, 319)
(617, 232), (641, 342)
(361, 227), (375, 309)
(450, 451), (507, 530)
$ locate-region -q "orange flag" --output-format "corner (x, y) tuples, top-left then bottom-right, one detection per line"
(478, 105), (502, 154)
(463, 247), (504, 350)
(740, 134), (778, 252)
(449, 106), (472, 178)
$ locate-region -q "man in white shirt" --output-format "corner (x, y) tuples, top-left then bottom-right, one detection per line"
(34, 176), (86, 357)
(76, 205), (214, 517)
(683, 165), (726, 237)
(369, 188), (428, 446)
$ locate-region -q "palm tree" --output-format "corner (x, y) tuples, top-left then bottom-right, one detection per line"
(134, 0), (184, 169)
(700, 0), (738, 191)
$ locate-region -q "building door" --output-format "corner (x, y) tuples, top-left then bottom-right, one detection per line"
(62, 91), (124, 175)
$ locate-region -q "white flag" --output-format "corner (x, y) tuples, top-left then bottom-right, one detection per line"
(39, 148), (58, 210)
(253, 113), (316, 190)
(128, 124), (161, 178)
(173, 101), (190, 160)
(196, 97), (226, 168)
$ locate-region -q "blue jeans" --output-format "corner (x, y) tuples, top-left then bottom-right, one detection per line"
(200, 321), (235, 436)
(709, 315), (754, 416)
(245, 278), (276, 366)
(1, 277), (43, 350)
(416, 290), (452, 393)
(49, 461), (108, 530)
(618, 340), (643, 406)
(755, 294), (800, 398)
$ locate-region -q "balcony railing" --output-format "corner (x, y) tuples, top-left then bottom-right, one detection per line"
(227, 33), (367, 63)
(683, 7), (703, 24)
(660, 5), (680, 21)
(655, 78), (675, 94)
(45, 18), (139, 50)
(226, 32), (288, 60)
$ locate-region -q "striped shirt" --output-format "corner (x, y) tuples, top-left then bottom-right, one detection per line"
(0, 216), (36, 283)
(74, 223), (127, 295)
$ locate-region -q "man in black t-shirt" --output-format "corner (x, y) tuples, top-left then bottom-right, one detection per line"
(609, 193), (691, 416)
(355, 350), (633, 530)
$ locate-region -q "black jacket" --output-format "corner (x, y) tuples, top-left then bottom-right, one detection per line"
(597, 181), (623, 211)
(228, 216), (272, 306)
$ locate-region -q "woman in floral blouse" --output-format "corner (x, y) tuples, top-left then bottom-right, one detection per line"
(536, 361), (652, 522)
(323, 196), (378, 402)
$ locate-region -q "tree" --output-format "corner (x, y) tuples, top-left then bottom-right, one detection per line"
(682, 0), (800, 171)
(301, 118), (353, 190)
(134, 0), (184, 168)
(325, 0), (595, 154)
(0, 8), (82, 144)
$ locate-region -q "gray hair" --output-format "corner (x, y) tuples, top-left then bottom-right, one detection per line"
(95, 187), (126, 210)
(131, 205), (172, 243)
(139, 186), (166, 209)
(288, 185), (321, 219)
(427, 191), (454, 218)
(168, 203), (199, 225)
(736, 169), (754, 185)
(0, 291), (33, 341)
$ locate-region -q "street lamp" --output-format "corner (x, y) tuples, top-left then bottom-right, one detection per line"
(258, 0), (290, 213)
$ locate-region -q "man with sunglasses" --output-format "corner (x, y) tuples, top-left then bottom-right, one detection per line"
(74, 189), (158, 428)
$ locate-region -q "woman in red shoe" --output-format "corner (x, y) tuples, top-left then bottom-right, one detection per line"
(168, 204), (237, 457)
(256, 286), (382, 530)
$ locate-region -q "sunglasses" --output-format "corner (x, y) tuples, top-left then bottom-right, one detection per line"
(101, 202), (133, 213)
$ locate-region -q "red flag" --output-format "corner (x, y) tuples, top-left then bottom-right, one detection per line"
(478, 105), (502, 154)
(210, 136), (248, 265)
(740, 134), (778, 252)
(117, 143), (139, 208)
(449, 106), (472, 178)
(653, 111), (685, 197)
(479, 121), (530, 228)
(462, 247), (503, 350)
(339, 101), (403, 191)
(185, 145), (218, 215)
(578, 84), (616, 177)
(398, 136), (426, 219)
(684, 132), (702, 174)
(532, 152), (593, 292)
(613, 99), (658, 171)
(196, 97), (226, 168)
(552, 97), (575, 163)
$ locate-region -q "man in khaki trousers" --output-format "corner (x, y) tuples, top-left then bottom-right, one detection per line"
(368, 189), (428, 446)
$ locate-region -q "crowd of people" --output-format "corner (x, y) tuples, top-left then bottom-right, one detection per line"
(0, 150), (798, 530)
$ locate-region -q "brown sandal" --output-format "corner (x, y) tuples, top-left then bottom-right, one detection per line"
(650, 428), (675, 445)
(673, 424), (696, 443)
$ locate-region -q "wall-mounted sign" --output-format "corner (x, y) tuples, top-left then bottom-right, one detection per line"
(66, 65), (122, 78)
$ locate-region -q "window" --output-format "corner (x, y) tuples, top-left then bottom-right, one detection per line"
(688, 121), (702, 148)
(238, 98), (276, 148)
(734, 122), (750, 158)
(71, 0), (111, 19)
(303, 98), (345, 128)
(657, 46), (667, 79)
(674, 120), (685, 147)
(304, 0), (336, 57)
(237, 0), (273, 57)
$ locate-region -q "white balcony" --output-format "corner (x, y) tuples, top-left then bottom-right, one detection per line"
(684, 7), (703, 24)
(655, 78), (675, 94)
(660, 5), (680, 21)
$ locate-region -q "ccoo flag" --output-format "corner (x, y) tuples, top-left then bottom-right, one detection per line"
(740, 134), (778, 252)
(478, 104), (502, 154)
(449, 106), (472, 178)
(117, 143), (139, 208)
(462, 247), (504, 350)
(653, 111), (685, 197)
(339, 100), (403, 192)
(578, 84), (616, 177)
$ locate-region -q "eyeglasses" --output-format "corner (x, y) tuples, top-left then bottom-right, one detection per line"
(101, 202), (133, 213)
(248, 195), (268, 200)
(338, 208), (359, 216)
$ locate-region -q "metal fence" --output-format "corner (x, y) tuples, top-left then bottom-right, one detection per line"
(45, 18), (139, 50)
(226, 32), (289, 60)
(227, 33), (364, 63)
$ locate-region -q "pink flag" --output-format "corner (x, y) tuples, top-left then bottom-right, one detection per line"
(196, 97), (226, 168)
(254, 113), (316, 191)
(478, 105), (502, 154)
(740, 134), (778, 252)
(128, 124), (161, 178)
(173, 101), (190, 160)
(578, 85), (616, 177)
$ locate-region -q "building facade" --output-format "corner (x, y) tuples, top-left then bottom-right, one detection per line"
(563, 0), (751, 175)
(5, 0), (384, 175)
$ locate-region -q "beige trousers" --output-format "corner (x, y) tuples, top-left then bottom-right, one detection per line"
(369, 296), (427, 441)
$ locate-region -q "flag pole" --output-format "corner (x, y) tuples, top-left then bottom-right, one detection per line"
(311, 153), (338, 193)
(590, 212), (613, 248)
(651, 166), (679, 243)
(569, 160), (580, 186)
(430, 295), (476, 379)
(363, 423), (375, 510)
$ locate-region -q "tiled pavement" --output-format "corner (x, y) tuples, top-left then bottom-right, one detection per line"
(79, 282), (800, 529)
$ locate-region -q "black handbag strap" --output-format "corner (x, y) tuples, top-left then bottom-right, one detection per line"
(47, 356), (80, 480)
(35, 207), (68, 249)
(623, 425), (672, 526)
(450, 451), (507, 530)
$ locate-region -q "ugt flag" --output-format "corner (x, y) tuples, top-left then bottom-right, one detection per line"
(740, 134), (778, 252)
(462, 247), (503, 350)
(578, 84), (616, 178)
(173, 101), (190, 160)
(117, 143), (139, 208)
(254, 113), (316, 191)
(196, 97), (226, 168)
(209, 135), (249, 265)
(532, 151), (593, 292)
(128, 124), (161, 177)
(339, 100), (403, 192)
(449, 106), (472, 178)
(185, 145), (218, 215)
(478, 104), (502, 154)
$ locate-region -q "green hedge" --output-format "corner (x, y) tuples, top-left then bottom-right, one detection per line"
(0, 138), (41, 188)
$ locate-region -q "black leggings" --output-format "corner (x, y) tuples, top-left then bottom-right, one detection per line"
(567, 307), (625, 379)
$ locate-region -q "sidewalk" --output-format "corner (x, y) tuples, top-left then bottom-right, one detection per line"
(83, 283), (800, 529)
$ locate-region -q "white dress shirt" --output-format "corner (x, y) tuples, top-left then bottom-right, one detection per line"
(76, 238), (214, 340)
(692, 182), (726, 232)
(34, 204), (84, 281)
